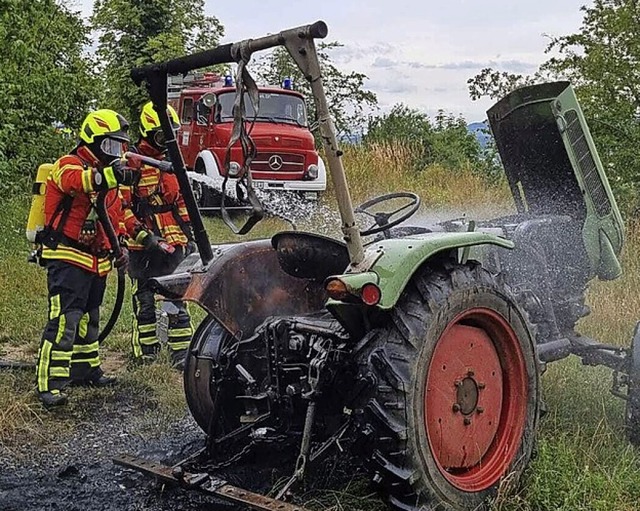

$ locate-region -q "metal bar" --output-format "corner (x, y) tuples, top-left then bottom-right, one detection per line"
(282, 30), (364, 266)
(536, 338), (572, 363)
(113, 454), (312, 511)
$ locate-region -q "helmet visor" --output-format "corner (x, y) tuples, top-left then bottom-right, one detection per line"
(101, 137), (128, 158)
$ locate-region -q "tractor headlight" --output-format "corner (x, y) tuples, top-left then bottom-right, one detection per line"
(305, 164), (319, 180)
(228, 161), (241, 178)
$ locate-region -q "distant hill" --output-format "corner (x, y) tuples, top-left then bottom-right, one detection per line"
(467, 121), (492, 148)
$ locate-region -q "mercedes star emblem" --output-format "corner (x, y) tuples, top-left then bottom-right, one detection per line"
(268, 154), (284, 170)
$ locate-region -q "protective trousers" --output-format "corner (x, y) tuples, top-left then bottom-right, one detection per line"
(129, 247), (193, 359)
(36, 260), (107, 393)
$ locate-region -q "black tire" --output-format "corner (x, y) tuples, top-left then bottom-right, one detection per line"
(184, 316), (242, 437)
(625, 322), (640, 446)
(353, 261), (540, 510)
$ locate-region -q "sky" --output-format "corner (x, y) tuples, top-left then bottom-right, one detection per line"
(74, 0), (590, 122)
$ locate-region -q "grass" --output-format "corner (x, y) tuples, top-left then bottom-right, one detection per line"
(1, 142), (640, 509)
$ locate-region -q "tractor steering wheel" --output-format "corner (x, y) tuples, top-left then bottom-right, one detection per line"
(356, 192), (421, 236)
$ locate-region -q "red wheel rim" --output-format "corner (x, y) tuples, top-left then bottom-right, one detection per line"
(424, 307), (528, 491)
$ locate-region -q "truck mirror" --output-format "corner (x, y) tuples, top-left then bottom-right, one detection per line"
(196, 100), (212, 125)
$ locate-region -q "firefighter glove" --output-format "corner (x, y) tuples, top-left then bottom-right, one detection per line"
(114, 246), (129, 269)
(93, 160), (137, 190)
(137, 230), (174, 254)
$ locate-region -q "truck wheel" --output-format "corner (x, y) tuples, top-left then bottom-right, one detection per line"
(625, 323), (640, 446)
(184, 316), (242, 437)
(353, 261), (540, 510)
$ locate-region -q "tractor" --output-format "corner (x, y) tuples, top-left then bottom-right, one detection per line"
(115, 21), (640, 511)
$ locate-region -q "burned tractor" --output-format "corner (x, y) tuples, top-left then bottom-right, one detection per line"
(115, 21), (638, 511)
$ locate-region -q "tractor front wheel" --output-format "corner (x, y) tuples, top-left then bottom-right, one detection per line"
(354, 262), (540, 510)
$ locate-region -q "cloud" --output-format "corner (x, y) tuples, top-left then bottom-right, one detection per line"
(406, 59), (537, 73)
(371, 56), (397, 69)
(366, 78), (418, 94)
(331, 42), (395, 64)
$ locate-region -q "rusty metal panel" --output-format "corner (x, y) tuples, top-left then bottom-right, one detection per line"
(113, 453), (312, 511)
(185, 239), (327, 337)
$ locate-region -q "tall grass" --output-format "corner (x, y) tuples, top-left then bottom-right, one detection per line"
(328, 142), (512, 211)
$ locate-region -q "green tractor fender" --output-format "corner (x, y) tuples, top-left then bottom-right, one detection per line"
(327, 231), (514, 311)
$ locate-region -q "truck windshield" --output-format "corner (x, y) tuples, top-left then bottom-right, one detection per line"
(216, 92), (308, 127)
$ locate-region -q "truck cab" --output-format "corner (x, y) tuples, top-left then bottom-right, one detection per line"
(169, 73), (326, 206)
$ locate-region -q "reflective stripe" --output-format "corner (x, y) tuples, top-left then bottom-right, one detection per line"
(50, 366), (70, 378)
(138, 176), (159, 187)
(37, 340), (53, 392)
(168, 340), (190, 351)
(51, 350), (72, 361)
(51, 162), (83, 189)
(139, 336), (158, 346)
(71, 355), (100, 366)
(42, 245), (94, 267)
(138, 323), (156, 334)
(81, 169), (94, 193)
(103, 167), (117, 189)
(49, 295), (61, 320)
(78, 313), (88, 339)
(73, 341), (99, 354)
(54, 314), (67, 345)
(168, 327), (193, 338)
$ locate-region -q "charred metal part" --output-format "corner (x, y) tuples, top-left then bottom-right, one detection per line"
(271, 231), (349, 282)
(183, 240), (327, 335)
(113, 454), (312, 511)
(536, 338), (573, 363)
(569, 334), (629, 372)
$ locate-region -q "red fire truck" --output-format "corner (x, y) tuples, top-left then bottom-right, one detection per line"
(169, 73), (326, 208)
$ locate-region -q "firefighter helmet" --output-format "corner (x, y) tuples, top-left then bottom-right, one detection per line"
(139, 102), (180, 149)
(79, 109), (131, 165)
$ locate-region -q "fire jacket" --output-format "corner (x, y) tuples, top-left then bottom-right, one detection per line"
(121, 141), (191, 251)
(40, 150), (125, 276)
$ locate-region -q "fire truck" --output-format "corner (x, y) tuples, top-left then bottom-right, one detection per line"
(168, 72), (327, 208)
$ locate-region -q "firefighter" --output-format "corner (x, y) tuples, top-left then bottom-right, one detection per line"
(122, 101), (194, 369)
(35, 109), (136, 408)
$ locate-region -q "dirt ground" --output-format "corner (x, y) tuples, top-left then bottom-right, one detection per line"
(0, 384), (233, 511)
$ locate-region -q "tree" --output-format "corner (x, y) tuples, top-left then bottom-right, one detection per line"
(467, 0), (640, 208)
(0, 0), (96, 194)
(364, 104), (485, 172)
(252, 43), (377, 138)
(92, 0), (224, 129)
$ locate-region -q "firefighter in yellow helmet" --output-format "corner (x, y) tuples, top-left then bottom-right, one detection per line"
(35, 109), (136, 408)
(121, 102), (194, 369)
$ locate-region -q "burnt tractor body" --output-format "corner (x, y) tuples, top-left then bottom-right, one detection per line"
(120, 22), (638, 511)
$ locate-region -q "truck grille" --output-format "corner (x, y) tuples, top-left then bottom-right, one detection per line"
(251, 152), (304, 172)
(565, 110), (612, 217)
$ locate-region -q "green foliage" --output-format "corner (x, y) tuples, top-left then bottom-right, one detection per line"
(363, 104), (487, 174)
(0, 0), (96, 195)
(467, 0), (640, 210)
(91, 0), (224, 130)
(252, 43), (377, 138)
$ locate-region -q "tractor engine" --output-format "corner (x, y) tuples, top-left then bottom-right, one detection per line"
(185, 312), (353, 459)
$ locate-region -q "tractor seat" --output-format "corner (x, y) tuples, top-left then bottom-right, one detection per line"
(271, 231), (350, 282)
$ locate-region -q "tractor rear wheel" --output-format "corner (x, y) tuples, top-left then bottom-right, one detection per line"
(353, 261), (540, 510)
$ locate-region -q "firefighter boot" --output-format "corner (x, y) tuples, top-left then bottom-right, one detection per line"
(85, 367), (117, 387)
(170, 349), (187, 371)
(38, 390), (68, 408)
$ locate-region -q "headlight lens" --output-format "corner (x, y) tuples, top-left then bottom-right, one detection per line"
(228, 161), (241, 177)
(306, 164), (318, 180)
